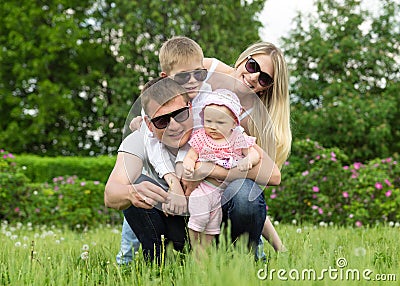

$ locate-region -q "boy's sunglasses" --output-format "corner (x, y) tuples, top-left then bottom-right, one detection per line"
(172, 69), (208, 85)
(150, 105), (191, 129)
(245, 56), (274, 87)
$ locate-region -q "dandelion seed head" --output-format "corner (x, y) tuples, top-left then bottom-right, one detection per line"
(82, 244), (89, 251)
(296, 228), (302, 234)
(354, 247), (367, 257)
(80, 251), (89, 260)
(15, 241), (21, 247)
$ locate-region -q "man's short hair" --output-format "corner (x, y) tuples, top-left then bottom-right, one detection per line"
(159, 36), (204, 74)
(140, 77), (190, 115)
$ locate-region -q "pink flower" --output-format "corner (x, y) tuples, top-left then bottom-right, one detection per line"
(385, 157), (392, 163)
(312, 194), (317, 199)
(3, 155), (7, 159)
(54, 186), (59, 191)
(343, 166), (349, 170)
(270, 194), (277, 199)
(331, 152), (336, 158)
(355, 221), (362, 227)
(302, 170), (309, 176)
(342, 192), (349, 198)
(80, 182), (86, 186)
(375, 182), (383, 190)
(93, 181), (100, 185)
(312, 205), (318, 210)
(351, 173), (358, 179)
(7, 153), (14, 158)
(353, 162), (362, 170)
(284, 161), (290, 166)
(331, 157), (337, 162)
(309, 159), (315, 164)
(349, 214), (354, 218)
(316, 155), (321, 160)
(385, 190), (392, 197)
(384, 179), (392, 186)
(318, 208), (323, 214)
(312, 186), (319, 192)
(14, 207), (20, 213)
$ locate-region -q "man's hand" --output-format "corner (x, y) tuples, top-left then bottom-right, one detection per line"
(129, 181), (170, 209)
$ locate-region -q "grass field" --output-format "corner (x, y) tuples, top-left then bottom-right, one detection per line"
(1, 221), (399, 285)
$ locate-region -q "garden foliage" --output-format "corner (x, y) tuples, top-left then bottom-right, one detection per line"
(0, 150), (121, 228)
(1, 145), (399, 228)
(267, 139), (400, 226)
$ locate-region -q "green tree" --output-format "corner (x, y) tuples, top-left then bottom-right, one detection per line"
(283, 0), (400, 161)
(0, 0), (115, 156)
(0, 0), (265, 156)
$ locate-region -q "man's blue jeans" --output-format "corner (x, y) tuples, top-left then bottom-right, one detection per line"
(120, 176), (266, 262)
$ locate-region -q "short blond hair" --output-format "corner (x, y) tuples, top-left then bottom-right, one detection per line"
(140, 77), (190, 116)
(159, 36), (204, 74)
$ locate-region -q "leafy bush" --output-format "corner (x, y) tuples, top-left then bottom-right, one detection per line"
(266, 139), (400, 226)
(0, 150), (121, 228)
(13, 154), (116, 183)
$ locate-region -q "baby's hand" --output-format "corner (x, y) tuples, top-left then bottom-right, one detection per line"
(237, 158), (253, 172)
(129, 116), (143, 132)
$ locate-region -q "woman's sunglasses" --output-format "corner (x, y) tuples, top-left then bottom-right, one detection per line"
(172, 69), (208, 85)
(150, 105), (191, 129)
(244, 56), (274, 87)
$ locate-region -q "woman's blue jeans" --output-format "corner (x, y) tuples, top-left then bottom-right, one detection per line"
(221, 178), (267, 252)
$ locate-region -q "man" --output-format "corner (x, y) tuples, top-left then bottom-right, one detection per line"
(104, 77), (280, 262)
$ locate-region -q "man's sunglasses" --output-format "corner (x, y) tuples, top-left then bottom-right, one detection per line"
(172, 69), (208, 85)
(150, 105), (191, 129)
(245, 56), (274, 87)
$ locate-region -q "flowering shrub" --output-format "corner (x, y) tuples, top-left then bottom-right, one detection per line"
(266, 139), (400, 226)
(0, 149), (121, 228)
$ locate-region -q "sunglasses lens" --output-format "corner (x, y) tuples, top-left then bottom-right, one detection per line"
(173, 108), (190, 123)
(245, 58), (258, 73)
(259, 73), (273, 87)
(174, 72), (191, 85)
(152, 116), (170, 129)
(193, 69), (207, 82)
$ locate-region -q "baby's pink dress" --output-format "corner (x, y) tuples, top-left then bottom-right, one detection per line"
(187, 128), (256, 234)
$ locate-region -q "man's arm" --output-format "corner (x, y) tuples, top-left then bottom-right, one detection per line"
(104, 152), (169, 210)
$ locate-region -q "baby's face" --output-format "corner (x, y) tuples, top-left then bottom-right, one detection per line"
(203, 105), (236, 140)
(169, 59), (207, 99)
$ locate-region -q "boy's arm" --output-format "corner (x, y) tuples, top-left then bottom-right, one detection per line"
(129, 116), (143, 132)
(162, 173), (187, 215)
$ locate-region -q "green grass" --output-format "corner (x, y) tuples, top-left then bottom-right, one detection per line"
(1, 221), (399, 285)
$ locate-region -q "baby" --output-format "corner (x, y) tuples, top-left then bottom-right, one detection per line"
(182, 89), (260, 252)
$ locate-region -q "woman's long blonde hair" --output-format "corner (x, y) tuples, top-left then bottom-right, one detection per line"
(235, 42), (291, 168)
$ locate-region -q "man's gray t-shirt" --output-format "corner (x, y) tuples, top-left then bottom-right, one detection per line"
(118, 129), (177, 190)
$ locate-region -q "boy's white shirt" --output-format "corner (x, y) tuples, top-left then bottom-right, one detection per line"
(143, 82), (213, 178)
